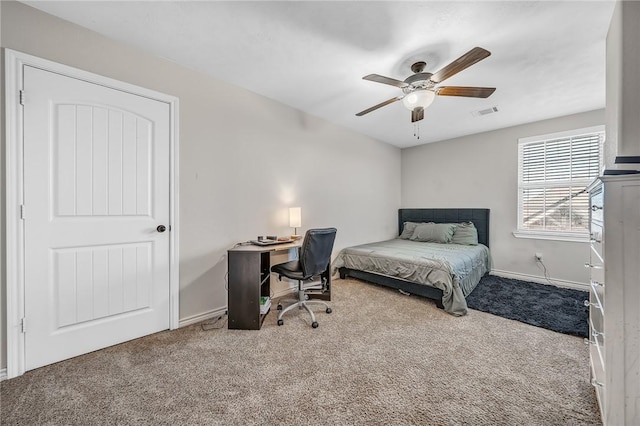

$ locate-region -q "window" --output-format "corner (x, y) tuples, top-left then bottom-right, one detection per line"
(515, 126), (604, 242)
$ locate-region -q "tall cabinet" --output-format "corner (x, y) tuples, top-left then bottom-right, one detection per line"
(586, 174), (640, 425)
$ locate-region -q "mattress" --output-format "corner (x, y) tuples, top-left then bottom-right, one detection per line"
(333, 239), (490, 316)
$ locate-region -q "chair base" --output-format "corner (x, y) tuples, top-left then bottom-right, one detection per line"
(277, 287), (331, 328)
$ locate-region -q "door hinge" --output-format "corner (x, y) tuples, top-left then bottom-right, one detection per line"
(21, 318), (26, 333)
(20, 204), (25, 220)
(19, 90), (25, 106)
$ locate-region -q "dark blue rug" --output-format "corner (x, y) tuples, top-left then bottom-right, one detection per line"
(466, 275), (588, 338)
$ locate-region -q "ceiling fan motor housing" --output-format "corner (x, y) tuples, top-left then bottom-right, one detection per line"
(403, 72), (435, 93)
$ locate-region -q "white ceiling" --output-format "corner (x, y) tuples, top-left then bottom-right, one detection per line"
(23, 1), (616, 148)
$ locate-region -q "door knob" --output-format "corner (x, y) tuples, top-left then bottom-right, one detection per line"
(157, 225), (167, 233)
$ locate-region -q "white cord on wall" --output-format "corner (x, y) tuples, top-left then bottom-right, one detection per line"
(536, 258), (558, 287)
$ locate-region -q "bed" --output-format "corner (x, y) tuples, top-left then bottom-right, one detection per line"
(335, 208), (490, 316)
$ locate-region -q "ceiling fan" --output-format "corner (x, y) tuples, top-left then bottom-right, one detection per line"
(356, 47), (496, 123)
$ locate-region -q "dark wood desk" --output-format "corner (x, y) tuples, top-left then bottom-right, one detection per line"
(227, 241), (331, 330)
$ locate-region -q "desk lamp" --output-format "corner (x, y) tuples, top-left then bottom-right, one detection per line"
(289, 207), (301, 240)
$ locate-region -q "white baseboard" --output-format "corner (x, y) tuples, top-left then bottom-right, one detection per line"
(0, 368), (7, 382)
(490, 269), (589, 291)
(272, 286), (297, 299)
(177, 284), (306, 328)
(179, 307), (228, 328)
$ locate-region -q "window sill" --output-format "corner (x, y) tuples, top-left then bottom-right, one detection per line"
(512, 230), (590, 243)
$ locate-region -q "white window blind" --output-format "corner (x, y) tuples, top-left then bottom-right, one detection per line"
(517, 126), (604, 239)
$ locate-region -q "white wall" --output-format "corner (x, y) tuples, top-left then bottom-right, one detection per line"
(0, 0), (6, 379)
(401, 110), (605, 287)
(606, 1), (640, 165)
(605, 0), (621, 167)
(0, 2), (401, 370)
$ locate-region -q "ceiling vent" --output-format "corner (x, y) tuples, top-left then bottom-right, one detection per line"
(472, 106), (499, 117)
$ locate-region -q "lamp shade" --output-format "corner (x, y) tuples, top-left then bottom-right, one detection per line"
(289, 207), (301, 228)
(402, 89), (435, 111)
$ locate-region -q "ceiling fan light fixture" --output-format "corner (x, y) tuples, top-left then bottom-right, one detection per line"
(402, 89), (435, 111)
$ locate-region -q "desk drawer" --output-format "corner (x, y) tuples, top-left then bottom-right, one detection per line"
(590, 280), (605, 312)
(589, 223), (604, 262)
(586, 260), (604, 284)
(589, 342), (605, 412)
(590, 244), (604, 265)
(589, 296), (604, 341)
(589, 184), (604, 223)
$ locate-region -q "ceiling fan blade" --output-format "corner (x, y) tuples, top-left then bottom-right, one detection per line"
(363, 74), (409, 88)
(430, 47), (491, 84)
(356, 96), (403, 116)
(436, 86), (496, 98)
(411, 107), (425, 123)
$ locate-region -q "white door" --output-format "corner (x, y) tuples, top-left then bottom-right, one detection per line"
(23, 65), (171, 370)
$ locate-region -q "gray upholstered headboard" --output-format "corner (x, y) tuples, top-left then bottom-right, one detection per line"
(398, 208), (490, 247)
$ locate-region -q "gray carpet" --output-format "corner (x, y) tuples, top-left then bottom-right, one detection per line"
(1, 278), (600, 425)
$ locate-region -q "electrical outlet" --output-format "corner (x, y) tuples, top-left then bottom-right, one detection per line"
(535, 252), (543, 262)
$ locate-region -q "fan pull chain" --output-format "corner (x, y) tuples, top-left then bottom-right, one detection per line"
(413, 123), (420, 140)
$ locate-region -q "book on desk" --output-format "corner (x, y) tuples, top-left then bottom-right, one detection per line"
(249, 236), (301, 247)
(259, 296), (271, 314)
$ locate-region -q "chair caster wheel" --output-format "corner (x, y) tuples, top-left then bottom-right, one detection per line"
(277, 304), (283, 311)
(312, 322), (319, 328)
(277, 319), (284, 326)
(326, 308), (332, 314)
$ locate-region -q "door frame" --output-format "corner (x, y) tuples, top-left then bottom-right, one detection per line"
(4, 49), (180, 379)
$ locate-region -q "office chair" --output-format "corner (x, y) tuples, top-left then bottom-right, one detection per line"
(271, 227), (337, 328)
